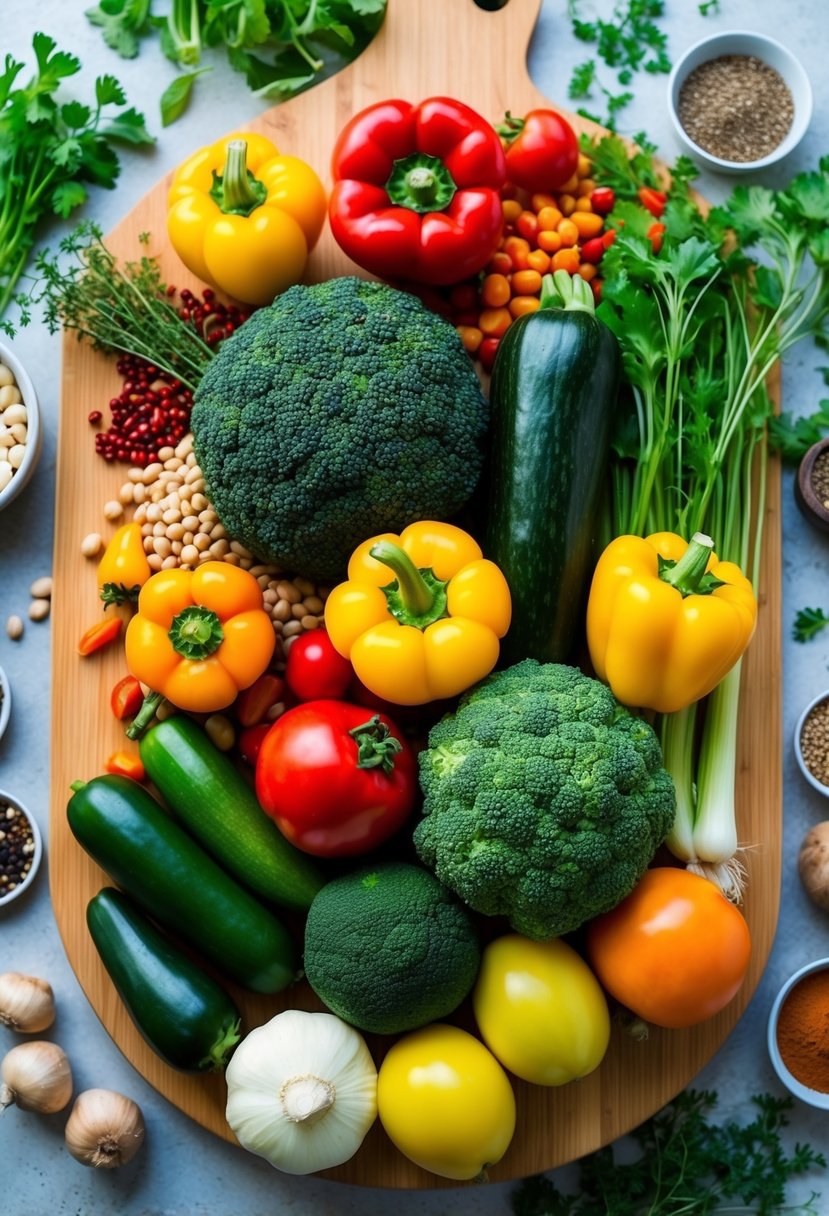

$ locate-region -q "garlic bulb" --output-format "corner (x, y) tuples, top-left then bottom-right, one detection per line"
(0, 1041), (73, 1113)
(65, 1089), (145, 1168)
(225, 1010), (377, 1175)
(0, 973), (56, 1033)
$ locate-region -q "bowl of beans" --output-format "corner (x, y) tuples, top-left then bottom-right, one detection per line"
(768, 958), (829, 1110)
(0, 338), (42, 511)
(0, 790), (42, 909)
(794, 690), (829, 797)
(667, 31), (812, 174)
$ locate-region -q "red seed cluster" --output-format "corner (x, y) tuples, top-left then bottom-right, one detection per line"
(91, 287), (249, 466)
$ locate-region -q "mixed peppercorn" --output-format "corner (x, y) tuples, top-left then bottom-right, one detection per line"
(0, 801), (37, 898)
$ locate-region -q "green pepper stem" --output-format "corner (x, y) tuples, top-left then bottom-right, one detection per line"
(210, 140), (267, 217)
(125, 691), (164, 741)
(540, 268), (596, 314)
(348, 715), (403, 775)
(201, 1017), (242, 1071)
(370, 541), (436, 615)
(168, 605), (224, 659)
(69, 780), (87, 793)
(660, 532), (715, 596)
(385, 153), (457, 214)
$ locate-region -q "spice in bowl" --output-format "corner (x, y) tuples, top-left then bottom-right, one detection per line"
(796, 695), (829, 790)
(0, 798), (38, 903)
(775, 968), (829, 1094)
(678, 55), (794, 163)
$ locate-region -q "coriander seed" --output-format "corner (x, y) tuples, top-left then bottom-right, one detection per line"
(799, 698), (829, 786)
(678, 54), (794, 163)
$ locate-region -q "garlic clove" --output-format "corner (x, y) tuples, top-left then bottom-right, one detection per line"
(65, 1088), (146, 1169)
(0, 1040), (73, 1114)
(0, 972), (56, 1033)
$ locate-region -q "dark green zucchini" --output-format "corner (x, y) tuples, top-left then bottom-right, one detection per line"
(68, 774), (296, 994)
(484, 269), (620, 664)
(139, 715), (324, 910)
(87, 887), (241, 1072)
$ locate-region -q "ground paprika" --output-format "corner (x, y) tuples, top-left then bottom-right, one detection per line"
(776, 968), (829, 1092)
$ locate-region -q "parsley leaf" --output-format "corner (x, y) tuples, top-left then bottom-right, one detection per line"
(794, 608), (829, 644)
(769, 399), (829, 463)
(566, 0), (670, 130)
(85, 0), (152, 59)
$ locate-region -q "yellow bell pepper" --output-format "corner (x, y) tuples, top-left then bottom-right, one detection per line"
(586, 531), (757, 714)
(97, 522), (152, 607)
(325, 521), (511, 706)
(124, 562), (275, 730)
(167, 131), (327, 306)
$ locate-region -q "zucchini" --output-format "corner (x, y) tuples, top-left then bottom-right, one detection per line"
(68, 774), (296, 994)
(87, 887), (242, 1072)
(139, 716), (324, 911)
(484, 270), (620, 664)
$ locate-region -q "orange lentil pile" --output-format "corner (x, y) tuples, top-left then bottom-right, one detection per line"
(445, 152), (615, 370)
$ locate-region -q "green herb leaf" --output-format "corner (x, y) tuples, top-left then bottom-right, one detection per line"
(100, 105), (155, 144)
(95, 73), (127, 106)
(60, 100), (92, 128)
(51, 181), (88, 218)
(159, 67), (209, 126)
(85, 0), (151, 59)
(794, 608), (829, 644)
(769, 400), (829, 463)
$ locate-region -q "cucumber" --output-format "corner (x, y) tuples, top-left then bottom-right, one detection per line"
(484, 271), (620, 665)
(87, 887), (242, 1072)
(68, 774), (296, 994)
(139, 716), (324, 911)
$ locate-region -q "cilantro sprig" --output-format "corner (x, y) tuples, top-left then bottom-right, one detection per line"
(0, 33), (153, 323)
(511, 1090), (825, 1215)
(793, 608), (829, 644)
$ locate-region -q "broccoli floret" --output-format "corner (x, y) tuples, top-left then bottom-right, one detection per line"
(303, 863), (480, 1035)
(414, 661), (676, 940)
(190, 277), (488, 582)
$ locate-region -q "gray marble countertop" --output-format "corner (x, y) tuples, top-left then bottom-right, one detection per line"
(3, 2), (829, 1213)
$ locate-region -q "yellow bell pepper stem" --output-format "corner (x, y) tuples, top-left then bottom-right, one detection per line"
(369, 540), (448, 627)
(659, 532), (716, 596)
(212, 140), (267, 216)
(167, 605), (225, 658)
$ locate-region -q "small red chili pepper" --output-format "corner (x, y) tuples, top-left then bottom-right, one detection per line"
(110, 674), (144, 721)
(638, 186), (667, 218)
(580, 237), (606, 265)
(238, 723), (271, 767)
(647, 221), (666, 254)
(590, 186), (616, 215)
(329, 96), (506, 285)
(104, 750), (146, 781)
(235, 674), (285, 728)
(78, 617), (123, 657)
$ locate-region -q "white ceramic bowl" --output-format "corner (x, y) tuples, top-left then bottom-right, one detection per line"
(0, 788), (43, 908)
(0, 665), (10, 742)
(0, 337), (42, 511)
(794, 690), (829, 798)
(667, 31), (812, 174)
(768, 958), (829, 1110)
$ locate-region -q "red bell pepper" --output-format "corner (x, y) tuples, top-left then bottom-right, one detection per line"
(329, 96), (506, 286)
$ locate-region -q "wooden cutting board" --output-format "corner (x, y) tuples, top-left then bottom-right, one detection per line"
(50, 0), (782, 1188)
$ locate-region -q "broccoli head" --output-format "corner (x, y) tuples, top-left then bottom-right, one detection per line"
(414, 660), (676, 940)
(303, 863), (480, 1035)
(190, 276), (488, 582)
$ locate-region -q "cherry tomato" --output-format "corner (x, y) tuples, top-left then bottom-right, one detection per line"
(586, 867), (752, 1029)
(590, 186), (616, 214)
(238, 722), (271, 767)
(377, 1024), (516, 1180)
(503, 109), (579, 194)
(255, 699), (417, 857)
(110, 675), (143, 721)
(638, 186), (667, 218)
(284, 628), (353, 702)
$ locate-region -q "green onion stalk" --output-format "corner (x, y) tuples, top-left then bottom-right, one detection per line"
(598, 149), (829, 901)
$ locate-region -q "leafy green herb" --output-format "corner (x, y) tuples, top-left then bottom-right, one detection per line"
(699, 0), (721, 12)
(0, 34), (153, 324)
(566, 0), (670, 130)
(511, 1090), (825, 1216)
(769, 400), (829, 463)
(31, 222), (216, 391)
(87, 0), (387, 122)
(793, 608), (829, 644)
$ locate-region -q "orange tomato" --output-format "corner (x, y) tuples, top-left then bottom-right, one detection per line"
(586, 867), (752, 1029)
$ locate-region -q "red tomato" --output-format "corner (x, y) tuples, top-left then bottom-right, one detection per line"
(255, 699), (417, 857)
(504, 110), (579, 194)
(586, 868), (752, 1029)
(285, 629), (354, 702)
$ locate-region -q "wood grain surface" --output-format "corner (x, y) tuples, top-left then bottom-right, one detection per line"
(49, 0), (782, 1188)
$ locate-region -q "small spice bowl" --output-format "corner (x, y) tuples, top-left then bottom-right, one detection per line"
(794, 690), (829, 797)
(0, 665), (10, 742)
(795, 437), (829, 533)
(0, 789), (42, 909)
(667, 31), (812, 174)
(768, 958), (829, 1110)
(0, 337), (42, 512)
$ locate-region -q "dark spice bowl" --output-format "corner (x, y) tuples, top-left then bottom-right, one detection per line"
(794, 691), (829, 797)
(795, 437), (829, 532)
(667, 31), (812, 174)
(0, 664), (9, 742)
(0, 788), (42, 909)
(768, 958), (829, 1110)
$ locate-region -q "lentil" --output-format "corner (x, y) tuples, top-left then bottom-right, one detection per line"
(0, 801), (36, 898)
(811, 449), (829, 510)
(799, 697), (829, 785)
(678, 55), (794, 163)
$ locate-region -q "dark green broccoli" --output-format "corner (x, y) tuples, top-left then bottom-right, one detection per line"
(303, 863), (480, 1035)
(190, 276), (488, 582)
(414, 660), (676, 940)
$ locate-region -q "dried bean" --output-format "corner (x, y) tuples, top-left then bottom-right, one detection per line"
(30, 577), (52, 599)
(81, 533), (103, 558)
(28, 599), (50, 622)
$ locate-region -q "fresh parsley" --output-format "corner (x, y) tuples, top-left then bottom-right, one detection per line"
(0, 34), (153, 323)
(511, 1090), (825, 1216)
(566, 0), (670, 130)
(793, 607), (829, 644)
(769, 398), (829, 463)
(86, 0), (387, 124)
